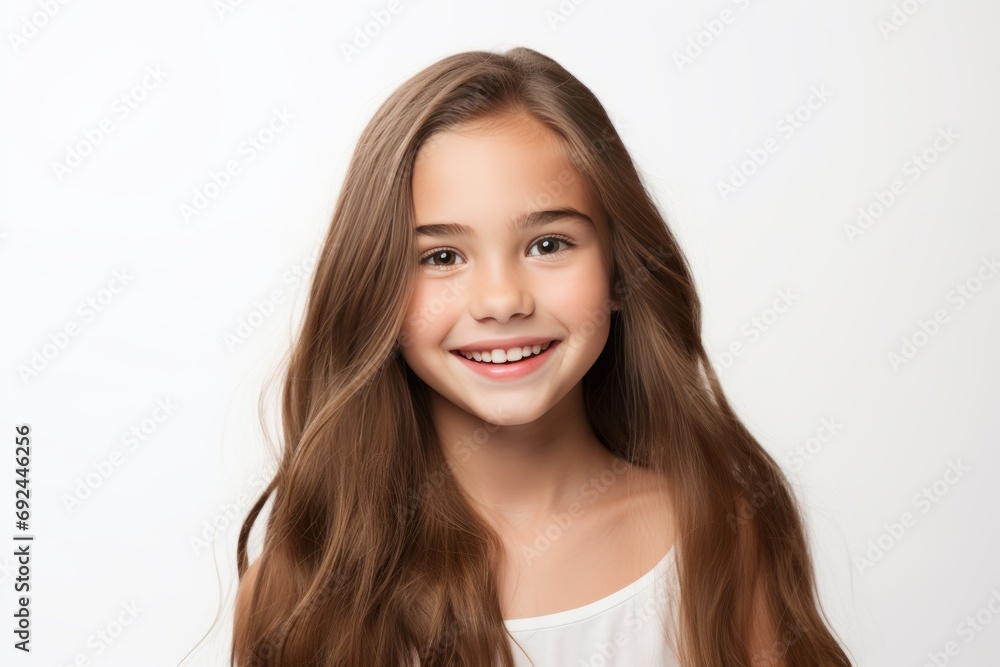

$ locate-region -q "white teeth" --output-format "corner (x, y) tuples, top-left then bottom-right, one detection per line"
(459, 341), (554, 364)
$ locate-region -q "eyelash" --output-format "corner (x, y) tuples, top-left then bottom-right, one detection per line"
(418, 235), (577, 269)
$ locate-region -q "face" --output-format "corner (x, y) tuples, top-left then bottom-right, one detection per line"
(400, 111), (617, 427)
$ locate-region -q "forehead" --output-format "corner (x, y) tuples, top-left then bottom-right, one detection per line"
(411, 113), (599, 225)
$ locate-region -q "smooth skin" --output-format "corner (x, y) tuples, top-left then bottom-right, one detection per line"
(401, 110), (675, 620)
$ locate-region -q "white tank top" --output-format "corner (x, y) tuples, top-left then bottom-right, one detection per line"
(503, 545), (681, 666)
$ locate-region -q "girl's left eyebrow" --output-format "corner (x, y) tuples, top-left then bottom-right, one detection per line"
(414, 207), (594, 238)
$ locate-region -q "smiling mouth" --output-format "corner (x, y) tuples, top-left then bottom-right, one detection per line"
(451, 340), (557, 364)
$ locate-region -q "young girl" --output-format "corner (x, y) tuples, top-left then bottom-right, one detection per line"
(232, 47), (853, 666)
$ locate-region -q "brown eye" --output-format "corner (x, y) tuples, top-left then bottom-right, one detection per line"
(419, 236), (575, 270)
(528, 236), (575, 258)
(420, 249), (464, 267)
(535, 239), (560, 255)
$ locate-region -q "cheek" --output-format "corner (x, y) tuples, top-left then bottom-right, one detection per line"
(555, 260), (612, 324)
(401, 278), (461, 344)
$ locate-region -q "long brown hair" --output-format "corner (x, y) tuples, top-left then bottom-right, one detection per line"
(231, 47), (853, 666)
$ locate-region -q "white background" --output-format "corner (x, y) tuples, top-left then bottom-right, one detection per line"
(2, 0), (998, 665)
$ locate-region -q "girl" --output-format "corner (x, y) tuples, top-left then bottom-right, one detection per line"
(232, 47), (853, 666)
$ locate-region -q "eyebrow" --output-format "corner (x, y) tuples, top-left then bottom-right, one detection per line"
(414, 207), (594, 238)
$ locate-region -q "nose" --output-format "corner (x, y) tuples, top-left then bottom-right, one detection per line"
(467, 258), (534, 323)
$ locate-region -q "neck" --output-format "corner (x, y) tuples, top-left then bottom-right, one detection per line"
(428, 383), (628, 534)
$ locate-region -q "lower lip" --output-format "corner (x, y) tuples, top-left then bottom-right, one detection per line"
(451, 341), (560, 380)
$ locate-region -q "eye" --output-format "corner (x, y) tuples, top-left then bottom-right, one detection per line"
(419, 248), (466, 268)
(418, 235), (577, 270)
(528, 235), (576, 257)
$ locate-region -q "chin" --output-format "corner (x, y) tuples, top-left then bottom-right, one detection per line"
(467, 404), (533, 426)
(457, 397), (548, 427)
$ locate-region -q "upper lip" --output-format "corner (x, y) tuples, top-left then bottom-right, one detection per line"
(451, 337), (559, 353)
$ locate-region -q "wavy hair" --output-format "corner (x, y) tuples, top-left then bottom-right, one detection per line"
(230, 46), (853, 666)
